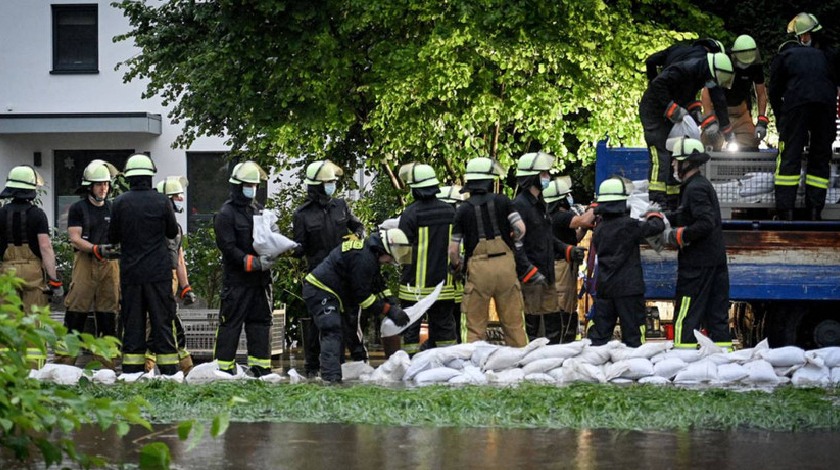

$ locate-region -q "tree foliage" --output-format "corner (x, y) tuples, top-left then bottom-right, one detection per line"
(114, 0), (726, 183)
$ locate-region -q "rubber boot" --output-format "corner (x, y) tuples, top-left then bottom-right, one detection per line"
(92, 354), (116, 370)
(179, 354), (194, 375)
(53, 354), (77, 366)
(250, 366), (271, 378)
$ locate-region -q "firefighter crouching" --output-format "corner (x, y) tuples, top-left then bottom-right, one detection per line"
(303, 228), (412, 383)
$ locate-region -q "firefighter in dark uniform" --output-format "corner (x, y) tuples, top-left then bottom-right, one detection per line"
(55, 160), (121, 368)
(513, 153), (585, 344)
(0, 166), (62, 367)
(588, 177), (665, 347)
(769, 15), (838, 222)
(640, 52), (734, 209)
(437, 185), (464, 342)
(110, 154), (180, 375)
(303, 228), (412, 383)
(397, 163), (457, 354)
(543, 176), (595, 343)
(214, 161), (275, 377)
(665, 138), (731, 350)
(645, 38), (725, 82)
(292, 160), (366, 377)
(449, 157), (528, 346)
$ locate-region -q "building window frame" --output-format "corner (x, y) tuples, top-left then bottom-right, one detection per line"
(51, 4), (99, 74)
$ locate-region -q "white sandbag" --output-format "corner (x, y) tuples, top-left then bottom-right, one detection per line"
(607, 358), (654, 380)
(650, 349), (703, 364)
(252, 210), (298, 258)
(378, 217), (400, 230)
(738, 172), (774, 197)
(694, 330), (727, 356)
(705, 353), (733, 365)
(448, 365), (488, 385)
(341, 361), (375, 380)
(576, 343), (616, 365)
(756, 346), (806, 367)
(414, 367), (462, 384)
(674, 359), (719, 384)
(608, 377), (635, 384)
(742, 360), (782, 384)
(653, 358), (687, 380)
(791, 362), (830, 386)
(438, 342), (480, 361)
(482, 339), (548, 372)
(381, 282), (443, 337)
(485, 368), (525, 384)
(830, 367), (840, 385)
(403, 345), (446, 381)
(666, 115), (701, 150)
(258, 373), (284, 384)
(715, 363), (748, 384)
(37, 364), (84, 385)
(774, 365), (802, 377)
(186, 361), (220, 384)
(521, 357), (566, 376)
(155, 371), (185, 383)
(365, 350), (411, 382)
(556, 358), (607, 384)
(518, 339), (588, 366)
(609, 341), (673, 362)
(444, 358), (467, 370)
(118, 371), (145, 383)
(471, 342), (501, 368)
(806, 347), (840, 368)
(92, 368), (117, 385)
(524, 373), (556, 383)
(627, 193), (650, 220)
(639, 375), (671, 385)
(287, 368), (306, 384)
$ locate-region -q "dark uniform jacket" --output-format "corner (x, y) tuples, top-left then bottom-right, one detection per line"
(769, 43), (837, 121)
(452, 192), (517, 264)
(551, 210), (578, 248)
(307, 237), (390, 316)
(0, 200), (48, 258)
(292, 192), (364, 272)
(645, 43), (709, 82)
(514, 190), (565, 283)
(593, 212), (665, 298)
(673, 173), (727, 268)
(398, 193), (455, 297)
(214, 190), (271, 287)
(110, 180), (178, 284)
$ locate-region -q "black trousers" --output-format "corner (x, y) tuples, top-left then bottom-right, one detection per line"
(775, 103), (835, 211)
(120, 281), (178, 374)
(215, 283), (273, 373)
(303, 283), (343, 382)
(587, 295), (645, 347)
(401, 299), (457, 353)
(674, 263), (730, 347)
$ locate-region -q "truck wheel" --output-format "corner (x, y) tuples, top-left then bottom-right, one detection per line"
(765, 303), (804, 348)
(797, 303), (840, 348)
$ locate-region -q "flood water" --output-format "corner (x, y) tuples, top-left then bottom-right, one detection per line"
(12, 422), (838, 469)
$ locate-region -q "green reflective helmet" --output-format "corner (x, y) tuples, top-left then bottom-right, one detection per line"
(542, 176), (573, 203)
(464, 157), (505, 181)
(157, 175), (188, 196)
(399, 163), (440, 188)
(229, 161), (268, 184)
(304, 160), (342, 185)
(379, 227), (413, 265)
(671, 137), (710, 165)
(124, 153), (157, 177)
(596, 178), (630, 203)
(787, 12), (821, 36)
(731, 35), (758, 66)
(516, 152), (555, 177)
(707, 52), (734, 89)
(5, 165), (44, 190)
(82, 159), (118, 186)
(436, 185), (464, 204)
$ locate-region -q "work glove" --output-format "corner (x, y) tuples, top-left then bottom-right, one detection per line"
(755, 115), (769, 141)
(687, 101), (703, 125)
(664, 101), (689, 124)
(564, 246), (587, 265)
(92, 244), (119, 261)
(178, 285), (197, 305)
(243, 254), (275, 272)
(521, 266), (547, 286)
(700, 115), (720, 136)
(663, 227), (688, 249)
(570, 204), (587, 216)
(643, 202), (662, 218)
(449, 261), (464, 284)
(48, 278), (64, 300)
(385, 303), (410, 327)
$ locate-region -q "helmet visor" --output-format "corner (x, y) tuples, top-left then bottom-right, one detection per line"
(390, 243), (413, 265)
(716, 69), (735, 89)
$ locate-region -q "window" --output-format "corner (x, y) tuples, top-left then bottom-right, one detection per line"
(54, 150), (133, 231)
(186, 152), (267, 232)
(52, 4), (98, 74)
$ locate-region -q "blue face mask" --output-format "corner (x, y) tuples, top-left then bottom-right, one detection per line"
(566, 194), (574, 206)
(242, 186), (256, 199)
(540, 177), (551, 190)
(324, 182), (337, 197)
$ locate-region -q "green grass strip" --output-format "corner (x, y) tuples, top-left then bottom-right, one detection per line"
(74, 381), (840, 431)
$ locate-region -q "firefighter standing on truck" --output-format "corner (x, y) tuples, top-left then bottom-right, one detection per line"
(303, 228), (412, 383)
(640, 52), (735, 209)
(214, 161), (274, 377)
(665, 138), (731, 350)
(0, 166), (62, 368)
(292, 160), (366, 378)
(397, 163), (457, 354)
(54, 160), (120, 369)
(449, 157), (528, 346)
(110, 154), (180, 375)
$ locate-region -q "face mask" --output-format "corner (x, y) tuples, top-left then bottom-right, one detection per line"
(566, 194), (574, 206)
(173, 200), (185, 213)
(540, 177), (550, 190)
(705, 80), (717, 89)
(799, 37), (812, 47)
(242, 186), (256, 199)
(324, 182), (336, 197)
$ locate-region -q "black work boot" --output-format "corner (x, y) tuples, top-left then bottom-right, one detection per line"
(808, 208), (822, 221)
(249, 366), (272, 378)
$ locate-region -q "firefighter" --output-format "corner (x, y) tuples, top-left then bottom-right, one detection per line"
(397, 163), (457, 354)
(640, 52), (735, 209)
(665, 138), (731, 350)
(645, 37), (725, 82)
(543, 176), (595, 343)
(110, 154), (180, 375)
(770, 16), (838, 222)
(0, 166), (62, 368)
(437, 185), (464, 342)
(214, 161), (275, 376)
(513, 153), (585, 344)
(699, 35), (768, 151)
(292, 160), (366, 378)
(54, 159), (121, 368)
(587, 177), (665, 347)
(449, 157), (528, 346)
(147, 176), (196, 374)
(302, 228), (412, 383)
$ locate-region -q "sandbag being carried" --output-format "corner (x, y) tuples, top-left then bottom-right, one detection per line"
(253, 210), (298, 258)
